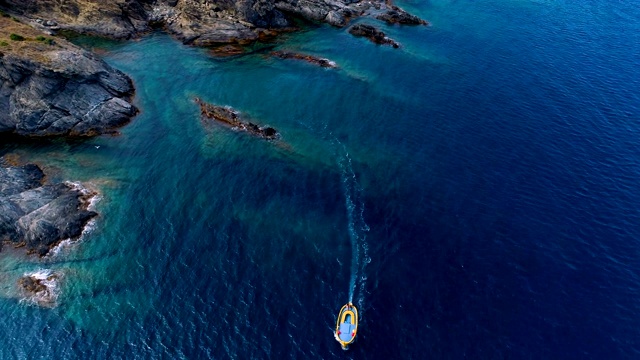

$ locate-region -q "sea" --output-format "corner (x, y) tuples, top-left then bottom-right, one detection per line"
(1, 0), (639, 358)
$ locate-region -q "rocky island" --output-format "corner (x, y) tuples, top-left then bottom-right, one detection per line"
(271, 50), (337, 68)
(349, 23), (399, 48)
(18, 269), (61, 307)
(196, 97), (278, 140)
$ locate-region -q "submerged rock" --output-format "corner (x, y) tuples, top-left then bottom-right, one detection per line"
(0, 16), (138, 137)
(209, 44), (248, 57)
(271, 51), (337, 68)
(0, 162), (97, 256)
(348, 24), (399, 48)
(195, 98), (278, 140)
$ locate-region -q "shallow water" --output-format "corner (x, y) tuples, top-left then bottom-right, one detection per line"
(1, 0), (640, 358)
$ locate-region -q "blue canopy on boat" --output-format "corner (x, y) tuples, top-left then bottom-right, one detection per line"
(339, 322), (356, 342)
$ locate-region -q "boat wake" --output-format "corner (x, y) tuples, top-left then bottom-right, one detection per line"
(335, 142), (370, 305)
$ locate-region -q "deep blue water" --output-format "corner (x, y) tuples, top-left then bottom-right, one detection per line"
(1, 0), (640, 358)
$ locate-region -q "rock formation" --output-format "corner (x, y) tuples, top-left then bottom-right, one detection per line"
(0, 0), (425, 46)
(0, 16), (138, 137)
(18, 269), (60, 306)
(271, 50), (337, 68)
(376, 6), (427, 25)
(0, 162), (97, 256)
(348, 23), (399, 48)
(195, 97), (278, 140)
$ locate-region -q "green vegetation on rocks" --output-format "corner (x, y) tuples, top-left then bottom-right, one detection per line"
(35, 36), (55, 45)
(10, 33), (24, 41)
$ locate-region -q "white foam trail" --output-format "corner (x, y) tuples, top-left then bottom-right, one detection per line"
(336, 141), (370, 304)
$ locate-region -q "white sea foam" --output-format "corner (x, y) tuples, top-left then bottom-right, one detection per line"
(47, 183), (101, 258)
(87, 193), (102, 211)
(335, 140), (370, 304)
(19, 269), (61, 307)
(48, 217), (97, 258)
(325, 59), (337, 67)
(47, 238), (73, 257)
(64, 181), (101, 206)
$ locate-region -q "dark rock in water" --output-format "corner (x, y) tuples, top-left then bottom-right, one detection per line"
(209, 44), (248, 57)
(348, 24), (400, 48)
(0, 16), (138, 137)
(376, 6), (428, 25)
(0, 162), (97, 256)
(18, 270), (60, 307)
(271, 51), (337, 68)
(18, 275), (47, 294)
(195, 98), (279, 140)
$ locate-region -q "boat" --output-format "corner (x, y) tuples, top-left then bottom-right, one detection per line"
(335, 303), (358, 349)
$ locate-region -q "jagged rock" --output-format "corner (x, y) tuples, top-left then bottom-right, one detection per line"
(0, 16), (138, 137)
(0, 0), (425, 45)
(17, 269), (60, 306)
(195, 97), (278, 140)
(18, 275), (48, 294)
(325, 10), (346, 27)
(0, 162), (97, 256)
(271, 51), (337, 68)
(348, 23), (399, 48)
(376, 6), (427, 25)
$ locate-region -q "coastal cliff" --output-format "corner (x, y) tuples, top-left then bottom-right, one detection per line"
(0, 16), (137, 137)
(0, 161), (97, 256)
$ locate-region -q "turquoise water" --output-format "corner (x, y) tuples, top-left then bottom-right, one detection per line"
(2, 0), (640, 358)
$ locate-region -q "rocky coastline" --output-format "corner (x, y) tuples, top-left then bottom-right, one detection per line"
(0, 15), (138, 137)
(0, 0), (426, 309)
(0, 161), (98, 257)
(0, 0), (426, 136)
(0, 0), (426, 45)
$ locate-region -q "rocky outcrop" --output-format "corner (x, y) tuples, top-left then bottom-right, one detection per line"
(0, 162), (97, 256)
(376, 6), (427, 25)
(195, 97), (278, 140)
(0, 0), (425, 46)
(147, 0), (292, 46)
(348, 23), (399, 48)
(18, 269), (61, 307)
(1, 0), (292, 44)
(0, 0), (150, 39)
(271, 50), (337, 68)
(0, 16), (138, 137)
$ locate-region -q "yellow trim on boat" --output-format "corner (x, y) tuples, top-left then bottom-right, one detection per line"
(335, 303), (358, 348)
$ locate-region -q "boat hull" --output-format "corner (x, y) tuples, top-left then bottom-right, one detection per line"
(335, 303), (358, 349)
